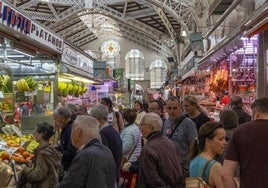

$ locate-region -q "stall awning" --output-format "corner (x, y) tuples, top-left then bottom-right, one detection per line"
(59, 64), (102, 84)
(243, 1), (268, 37)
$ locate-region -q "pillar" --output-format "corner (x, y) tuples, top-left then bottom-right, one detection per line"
(257, 30), (268, 98)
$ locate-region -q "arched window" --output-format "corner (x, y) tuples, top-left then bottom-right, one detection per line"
(125, 49), (145, 80)
(150, 60), (167, 88)
(101, 39), (120, 68)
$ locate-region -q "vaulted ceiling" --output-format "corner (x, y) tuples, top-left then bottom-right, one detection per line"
(6, 0), (210, 61)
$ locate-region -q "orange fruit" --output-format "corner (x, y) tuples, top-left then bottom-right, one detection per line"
(17, 146), (25, 154)
(22, 151), (31, 159)
(1, 151), (10, 160)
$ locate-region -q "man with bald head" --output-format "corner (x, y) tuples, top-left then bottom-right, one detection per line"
(58, 115), (116, 188)
(137, 113), (184, 188)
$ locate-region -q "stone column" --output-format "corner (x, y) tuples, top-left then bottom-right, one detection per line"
(257, 30), (268, 98)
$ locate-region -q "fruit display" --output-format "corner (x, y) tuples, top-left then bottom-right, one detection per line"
(58, 81), (87, 97)
(0, 75), (12, 93)
(25, 76), (36, 90)
(0, 133), (37, 164)
(16, 78), (30, 92)
(16, 76), (37, 92)
(1, 124), (22, 137)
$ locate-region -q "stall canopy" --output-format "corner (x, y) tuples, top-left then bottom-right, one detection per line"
(244, 1), (268, 37)
(59, 63), (102, 84)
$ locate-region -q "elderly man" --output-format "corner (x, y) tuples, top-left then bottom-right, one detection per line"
(59, 115), (116, 188)
(53, 106), (77, 172)
(162, 96), (197, 177)
(138, 113), (184, 188)
(221, 97), (268, 188)
(90, 104), (122, 185)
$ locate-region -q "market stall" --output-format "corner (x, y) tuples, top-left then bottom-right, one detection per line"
(59, 42), (99, 107)
(0, 0), (63, 131)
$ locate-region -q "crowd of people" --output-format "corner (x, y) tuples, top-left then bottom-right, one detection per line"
(18, 94), (268, 188)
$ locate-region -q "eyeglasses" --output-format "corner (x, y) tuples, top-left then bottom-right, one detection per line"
(140, 123), (151, 127)
(148, 107), (159, 111)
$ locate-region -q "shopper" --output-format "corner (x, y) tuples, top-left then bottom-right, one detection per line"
(53, 106), (77, 173)
(221, 97), (268, 188)
(101, 97), (124, 133)
(134, 100), (147, 126)
(218, 109), (239, 164)
(120, 108), (142, 187)
(59, 115), (116, 188)
(188, 122), (227, 188)
(121, 108), (142, 164)
(21, 122), (62, 188)
(162, 96), (197, 178)
(90, 104), (122, 185)
(137, 113), (184, 188)
(183, 95), (211, 131)
(229, 95), (251, 124)
(148, 99), (166, 123)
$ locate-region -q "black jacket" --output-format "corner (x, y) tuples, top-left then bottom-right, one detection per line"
(232, 107), (251, 124)
(100, 125), (122, 180)
(57, 120), (77, 171)
(59, 138), (116, 188)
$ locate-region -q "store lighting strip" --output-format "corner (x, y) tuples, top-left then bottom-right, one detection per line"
(13, 49), (35, 58)
(60, 73), (96, 84)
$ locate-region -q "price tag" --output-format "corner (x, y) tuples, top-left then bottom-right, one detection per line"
(6, 147), (19, 155)
(0, 141), (8, 150)
(25, 90), (37, 96)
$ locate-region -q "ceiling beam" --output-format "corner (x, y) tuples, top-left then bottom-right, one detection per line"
(47, 3), (60, 21)
(21, 10), (56, 21)
(18, 0), (38, 9)
(36, 0), (82, 5)
(155, 7), (179, 60)
(126, 8), (156, 20)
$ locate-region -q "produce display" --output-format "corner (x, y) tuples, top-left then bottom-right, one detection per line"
(58, 81), (87, 97)
(0, 124), (38, 163)
(16, 76), (36, 92)
(0, 75), (12, 93)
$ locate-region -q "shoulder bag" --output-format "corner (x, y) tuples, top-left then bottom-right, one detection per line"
(186, 159), (213, 188)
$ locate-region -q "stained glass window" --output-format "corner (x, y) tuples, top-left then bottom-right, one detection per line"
(101, 39), (120, 59)
(125, 49), (145, 80)
(150, 60), (167, 88)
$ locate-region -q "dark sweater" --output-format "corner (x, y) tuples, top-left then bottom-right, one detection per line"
(57, 120), (77, 171)
(100, 125), (122, 180)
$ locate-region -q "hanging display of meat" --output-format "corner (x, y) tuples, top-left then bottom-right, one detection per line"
(209, 69), (229, 92)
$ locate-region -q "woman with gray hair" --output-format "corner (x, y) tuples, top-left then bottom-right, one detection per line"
(90, 104), (122, 185)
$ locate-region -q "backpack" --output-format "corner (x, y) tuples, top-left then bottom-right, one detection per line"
(186, 159), (213, 188)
